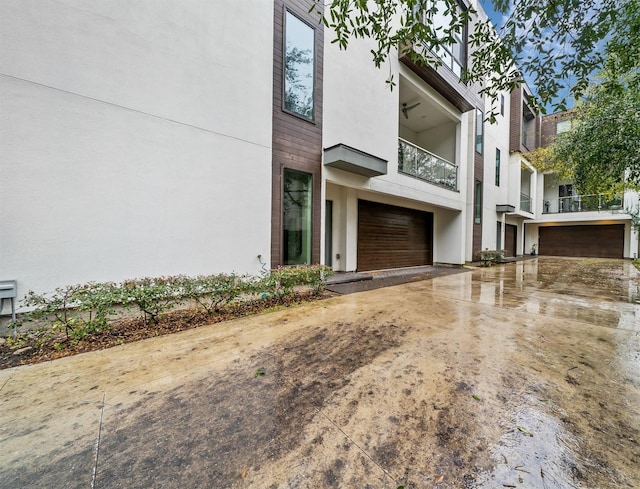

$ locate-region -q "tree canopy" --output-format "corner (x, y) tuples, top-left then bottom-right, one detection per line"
(526, 0), (640, 197)
(529, 69), (640, 198)
(310, 0), (640, 117)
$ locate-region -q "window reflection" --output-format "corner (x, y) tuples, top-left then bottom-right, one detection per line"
(283, 169), (312, 265)
(284, 12), (314, 120)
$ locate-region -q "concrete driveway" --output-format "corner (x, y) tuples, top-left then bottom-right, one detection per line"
(1, 257), (639, 488)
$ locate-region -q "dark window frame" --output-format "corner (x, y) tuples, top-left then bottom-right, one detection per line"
(475, 109), (484, 154)
(474, 180), (482, 224)
(282, 168), (314, 265)
(495, 148), (501, 186)
(282, 8), (316, 123)
(425, 0), (469, 79)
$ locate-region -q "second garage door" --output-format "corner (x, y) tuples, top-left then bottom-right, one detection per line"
(538, 224), (624, 258)
(357, 200), (433, 271)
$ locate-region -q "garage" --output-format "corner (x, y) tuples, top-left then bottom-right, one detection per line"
(538, 224), (624, 258)
(357, 200), (433, 271)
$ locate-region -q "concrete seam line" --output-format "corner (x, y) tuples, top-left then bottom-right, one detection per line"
(316, 408), (398, 484)
(0, 372), (14, 393)
(91, 392), (106, 489)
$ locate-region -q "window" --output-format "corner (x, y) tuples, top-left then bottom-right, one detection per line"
(556, 119), (571, 134)
(500, 94), (505, 116)
(428, 0), (466, 77)
(495, 148), (501, 186)
(283, 169), (312, 265)
(475, 109), (484, 154)
(284, 11), (315, 121)
(474, 180), (482, 224)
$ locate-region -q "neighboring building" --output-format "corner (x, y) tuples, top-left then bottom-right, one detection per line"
(524, 112), (639, 259)
(1, 0), (636, 309)
(478, 85), (537, 257)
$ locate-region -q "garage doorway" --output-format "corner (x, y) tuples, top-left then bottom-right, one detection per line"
(357, 200), (433, 271)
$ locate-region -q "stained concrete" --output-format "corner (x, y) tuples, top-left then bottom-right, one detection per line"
(1, 257), (639, 488)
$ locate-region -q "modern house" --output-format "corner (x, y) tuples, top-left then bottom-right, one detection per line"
(523, 111), (639, 258)
(323, 0), (483, 272)
(1, 0), (636, 311)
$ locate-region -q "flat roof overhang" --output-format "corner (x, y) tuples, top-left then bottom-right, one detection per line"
(324, 144), (388, 178)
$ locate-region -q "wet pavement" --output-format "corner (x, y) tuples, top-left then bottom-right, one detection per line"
(1, 257), (639, 488)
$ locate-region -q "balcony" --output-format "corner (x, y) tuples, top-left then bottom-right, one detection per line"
(543, 194), (623, 214)
(398, 138), (458, 191)
(520, 193), (532, 213)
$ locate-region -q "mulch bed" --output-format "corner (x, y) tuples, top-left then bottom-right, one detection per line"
(0, 292), (333, 370)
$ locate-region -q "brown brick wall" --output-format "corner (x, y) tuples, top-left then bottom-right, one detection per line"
(509, 86), (543, 153)
(540, 110), (574, 148)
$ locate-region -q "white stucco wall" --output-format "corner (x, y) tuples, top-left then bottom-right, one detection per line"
(0, 1), (274, 301)
(322, 30), (472, 267)
(480, 90), (511, 251)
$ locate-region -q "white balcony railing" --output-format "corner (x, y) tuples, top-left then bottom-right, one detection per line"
(543, 194), (623, 214)
(398, 138), (458, 191)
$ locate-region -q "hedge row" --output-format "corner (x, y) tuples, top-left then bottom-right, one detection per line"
(14, 265), (332, 341)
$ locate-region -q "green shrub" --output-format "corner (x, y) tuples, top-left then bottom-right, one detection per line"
(179, 273), (246, 315)
(119, 276), (182, 324)
(18, 282), (119, 340)
(474, 249), (505, 267)
(264, 264), (333, 301)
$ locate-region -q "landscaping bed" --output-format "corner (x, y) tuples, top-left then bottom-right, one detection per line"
(0, 290), (332, 370)
(0, 265), (333, 370)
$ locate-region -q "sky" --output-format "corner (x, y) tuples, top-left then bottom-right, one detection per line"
(478, 0), (576, 112)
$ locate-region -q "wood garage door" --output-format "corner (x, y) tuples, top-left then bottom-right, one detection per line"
(538, 224), (624, 258)
(357, 200), (433, 271)
(505, 224), (517, 257)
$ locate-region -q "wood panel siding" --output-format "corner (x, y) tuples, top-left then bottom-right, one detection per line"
(538, 224), (624, 258)
(357, 200), (433, 271)
(505, 224), (517, 257)
(271, 0), (323, 267)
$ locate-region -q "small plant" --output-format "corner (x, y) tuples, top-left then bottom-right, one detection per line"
(530, 243), (537, 256)
(180, 273), (246, 315)
(20, 285), (85, 338)
(475, 249), (505, 267)
(264, 265), (333, 302)
(119, 276), (182, 324)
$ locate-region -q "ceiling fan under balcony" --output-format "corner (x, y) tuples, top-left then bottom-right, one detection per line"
(401, 102), (421, 119)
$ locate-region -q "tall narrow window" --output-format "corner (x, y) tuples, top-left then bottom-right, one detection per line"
(284, 11), (315, 121)
(475, 109), (484, 154)
(474, 180), (482, 224)
(495, 148), (501, 186)
(283, 169), (312, 265)
(500, 94), (505, 116)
